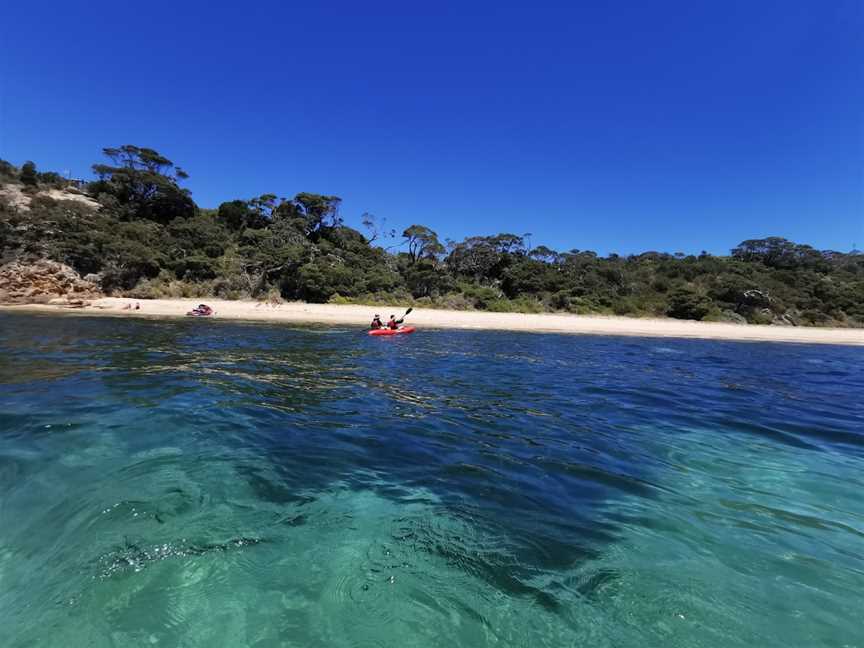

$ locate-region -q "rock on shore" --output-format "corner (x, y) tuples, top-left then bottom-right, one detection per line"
(0, 260), (102, 305)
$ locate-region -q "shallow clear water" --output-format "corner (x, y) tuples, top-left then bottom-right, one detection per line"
(1, 313), (862, 647)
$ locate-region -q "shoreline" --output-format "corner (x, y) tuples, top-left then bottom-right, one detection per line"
(1, 298), (863, 346)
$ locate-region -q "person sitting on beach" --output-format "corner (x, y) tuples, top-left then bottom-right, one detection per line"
(370, 314), (384, 329)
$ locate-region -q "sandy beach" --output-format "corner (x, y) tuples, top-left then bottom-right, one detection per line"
(2, 297), (862, 346)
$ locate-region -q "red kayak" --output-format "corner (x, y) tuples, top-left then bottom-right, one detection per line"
(369, 326), (416, 336)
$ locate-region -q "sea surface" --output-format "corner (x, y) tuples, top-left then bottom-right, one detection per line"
(1, 313), (862, 647)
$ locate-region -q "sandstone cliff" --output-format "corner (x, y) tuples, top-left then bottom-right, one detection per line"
(0, 260), (103, 304)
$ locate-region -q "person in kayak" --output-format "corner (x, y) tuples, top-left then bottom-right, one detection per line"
(387, 314), (401, 330)
(370, 314), (384, 329)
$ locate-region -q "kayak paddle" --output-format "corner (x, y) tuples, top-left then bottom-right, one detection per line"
(396, 307), (413, 325)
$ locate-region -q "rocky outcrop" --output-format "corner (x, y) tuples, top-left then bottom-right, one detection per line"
(0, 260), (102, 304)
(0, 183), (101, 212)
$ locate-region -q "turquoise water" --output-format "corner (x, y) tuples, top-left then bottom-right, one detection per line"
(1, 313), (863, 647)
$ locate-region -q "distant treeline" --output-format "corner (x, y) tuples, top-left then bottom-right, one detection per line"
(1, 147), (862, 326)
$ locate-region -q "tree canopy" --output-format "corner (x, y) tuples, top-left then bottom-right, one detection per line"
(89, 145), (195, 224)
(402, 225), (444, 263)
(19, 161), (37, 187)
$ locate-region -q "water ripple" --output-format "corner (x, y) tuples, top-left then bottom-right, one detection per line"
(1, 314), (863, 647)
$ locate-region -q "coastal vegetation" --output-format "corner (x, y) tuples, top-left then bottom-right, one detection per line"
(1, 147), (862, 327)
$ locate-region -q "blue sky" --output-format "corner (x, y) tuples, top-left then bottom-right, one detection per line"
(2, 1), (861, 255)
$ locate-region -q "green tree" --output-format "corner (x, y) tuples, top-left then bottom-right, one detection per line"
(166, 214), (230, 279)
(36, 171), (64, 186)
(90, 145), (195, 223)
(237, 222), (308, 295)
(666, 286), (711, 320)
(217, 200), (253, 231)
(276, 193), (343, 238)
(502, 258), (565, 297)
(20, 161), (38, 186)
(402, 225), (444, 264)
(403, 258), (452, 298)
(283, 256), (358, 302)
(446, 234), (526, 282)
(732, 237), (826, 271)
(529, 245), (560, 263)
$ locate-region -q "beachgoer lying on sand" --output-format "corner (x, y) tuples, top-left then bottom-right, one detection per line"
(187, 304), (214, 317)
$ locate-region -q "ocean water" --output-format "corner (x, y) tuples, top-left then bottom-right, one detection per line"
(1, 313), (862, 648)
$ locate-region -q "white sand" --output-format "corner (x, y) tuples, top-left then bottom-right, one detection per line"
(2, 297), (862, 346)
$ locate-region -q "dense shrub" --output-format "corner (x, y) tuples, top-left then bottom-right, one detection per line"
(666, 287), (712, 320)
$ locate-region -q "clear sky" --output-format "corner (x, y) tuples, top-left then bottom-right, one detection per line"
(2, 1), (861, 255)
